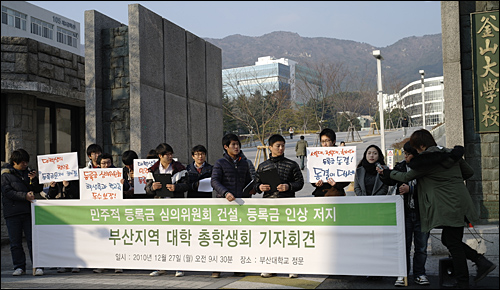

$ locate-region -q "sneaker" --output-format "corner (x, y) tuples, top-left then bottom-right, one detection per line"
(115, 269), (123, 273)
(72, 268), (80, 273)
(289, 273), (298, 278)
(175, 271), (184, 277)
(34, 268), (44, 276)
(233, 272), (245, 277)
(150, 270), (166, 277)
(394, 276), (406, 286)
(414, 275), (430, 285)
(211, 272), (220, 278)
(57, 267), (70, 273)
(93, 268), (105, 273)
(261, 273), (277, 278)
(12, 268), (25, 276)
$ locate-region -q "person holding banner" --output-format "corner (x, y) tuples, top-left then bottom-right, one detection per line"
(377, 129), (496, 289)
(48, 180), (80, 200)
(145, 143), (188, 277)
(85, 144), (102, 169)
(1, 149), (44, 276)
(354, 144), (389, 196)
(121, 150), (139, 199)
(254, 134), (304, 279)
(92, 153), (125, 274)
(211, 133), (254, 278)
(312, 128), (350, 197)
(379, 142), (430, 286)
(185, 145), (213, 198)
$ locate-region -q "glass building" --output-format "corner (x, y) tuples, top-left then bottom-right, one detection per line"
(222, 56), (321, 103)
(386, 76), (444, 127)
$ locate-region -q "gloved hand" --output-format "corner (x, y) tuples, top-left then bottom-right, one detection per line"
(450, 145), (465, 160)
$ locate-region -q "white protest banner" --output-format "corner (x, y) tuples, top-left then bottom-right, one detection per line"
(133, 159), (157, 194)
(79, 168), (123, 200)
(37, 152), (79, 184)
(306, 146), (357, 183)
(32, 196), (406, 277)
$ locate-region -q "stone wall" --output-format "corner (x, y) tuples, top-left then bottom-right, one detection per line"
(85, 4), (223, 166)
(1, 36), (85, 244)
(442, 1), (499, 223)
(102, 27), (130, 165)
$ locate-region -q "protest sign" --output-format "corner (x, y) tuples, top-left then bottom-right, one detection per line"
(79, 168), (123, 200)
(306, 146), (356, 183)
(133, 159), (157, 194)
(37, 152), (79, 183)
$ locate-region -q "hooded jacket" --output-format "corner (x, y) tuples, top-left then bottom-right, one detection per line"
(387, 145), (478, 232)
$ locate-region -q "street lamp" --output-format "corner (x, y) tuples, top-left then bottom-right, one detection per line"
(419, 70), (425, 129)
(373, 50), (385, 156)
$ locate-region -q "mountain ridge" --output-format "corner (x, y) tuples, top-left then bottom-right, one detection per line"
(204, 31), (443, 87)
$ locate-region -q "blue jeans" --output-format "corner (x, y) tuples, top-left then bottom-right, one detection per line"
(5, 214), (33, 271)
(405, 210), (429, 277)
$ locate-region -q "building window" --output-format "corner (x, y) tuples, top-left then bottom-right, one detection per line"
(1, 6), (27, 31)
(57, 27), (78, 48)
(37, 100), (80, 156)
(31, 17), (53, 39)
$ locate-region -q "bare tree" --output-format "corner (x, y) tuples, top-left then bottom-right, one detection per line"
(223, 68), (290, 146)
(296, 61), (349, 132)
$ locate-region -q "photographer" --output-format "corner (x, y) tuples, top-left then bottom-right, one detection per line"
(377, 129), (496, 288)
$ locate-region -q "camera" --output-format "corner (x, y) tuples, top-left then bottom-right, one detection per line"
(375, 162), (385, 171)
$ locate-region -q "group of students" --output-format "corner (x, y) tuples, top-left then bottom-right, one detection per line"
(1, 128), (496, 288)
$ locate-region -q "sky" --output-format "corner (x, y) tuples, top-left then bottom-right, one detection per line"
(27, 1), (441, 48)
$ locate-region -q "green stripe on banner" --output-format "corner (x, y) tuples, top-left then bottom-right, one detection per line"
(34, 203), (396, 226)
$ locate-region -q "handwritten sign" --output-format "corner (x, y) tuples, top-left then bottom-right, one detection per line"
(133, 159), (157, 194)
(306, 146), (357, 183)
(37, 152), (79, 184)
(79, 168), (123, 200)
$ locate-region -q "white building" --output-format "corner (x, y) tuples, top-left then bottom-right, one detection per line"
(223, 56), (321, 104)
(1, 1), (83, 56)
(386, 76), (444, 127)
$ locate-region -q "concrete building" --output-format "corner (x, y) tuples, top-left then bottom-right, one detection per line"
(1, 1), (86, 166)
(1, 2), (223, 244)
(1, 1), (83, 56)
(222, 56), (321, 104)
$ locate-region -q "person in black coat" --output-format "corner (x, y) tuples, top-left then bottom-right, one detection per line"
(185, 145), (213, 198)
(380, 142), (430, 286)
(254, 134), (304, 198)
(1, 149), (44, 276)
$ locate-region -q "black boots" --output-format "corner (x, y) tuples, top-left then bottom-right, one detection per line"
(474, 254), (496, 283)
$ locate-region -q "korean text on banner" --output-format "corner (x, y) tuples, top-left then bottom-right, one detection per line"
(32, 196), (406, 277)
(79, 168), (123, 200)
(37, 152), (79, 184)
(133, 159), (157, 194)
(306, 146), (357, 183)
